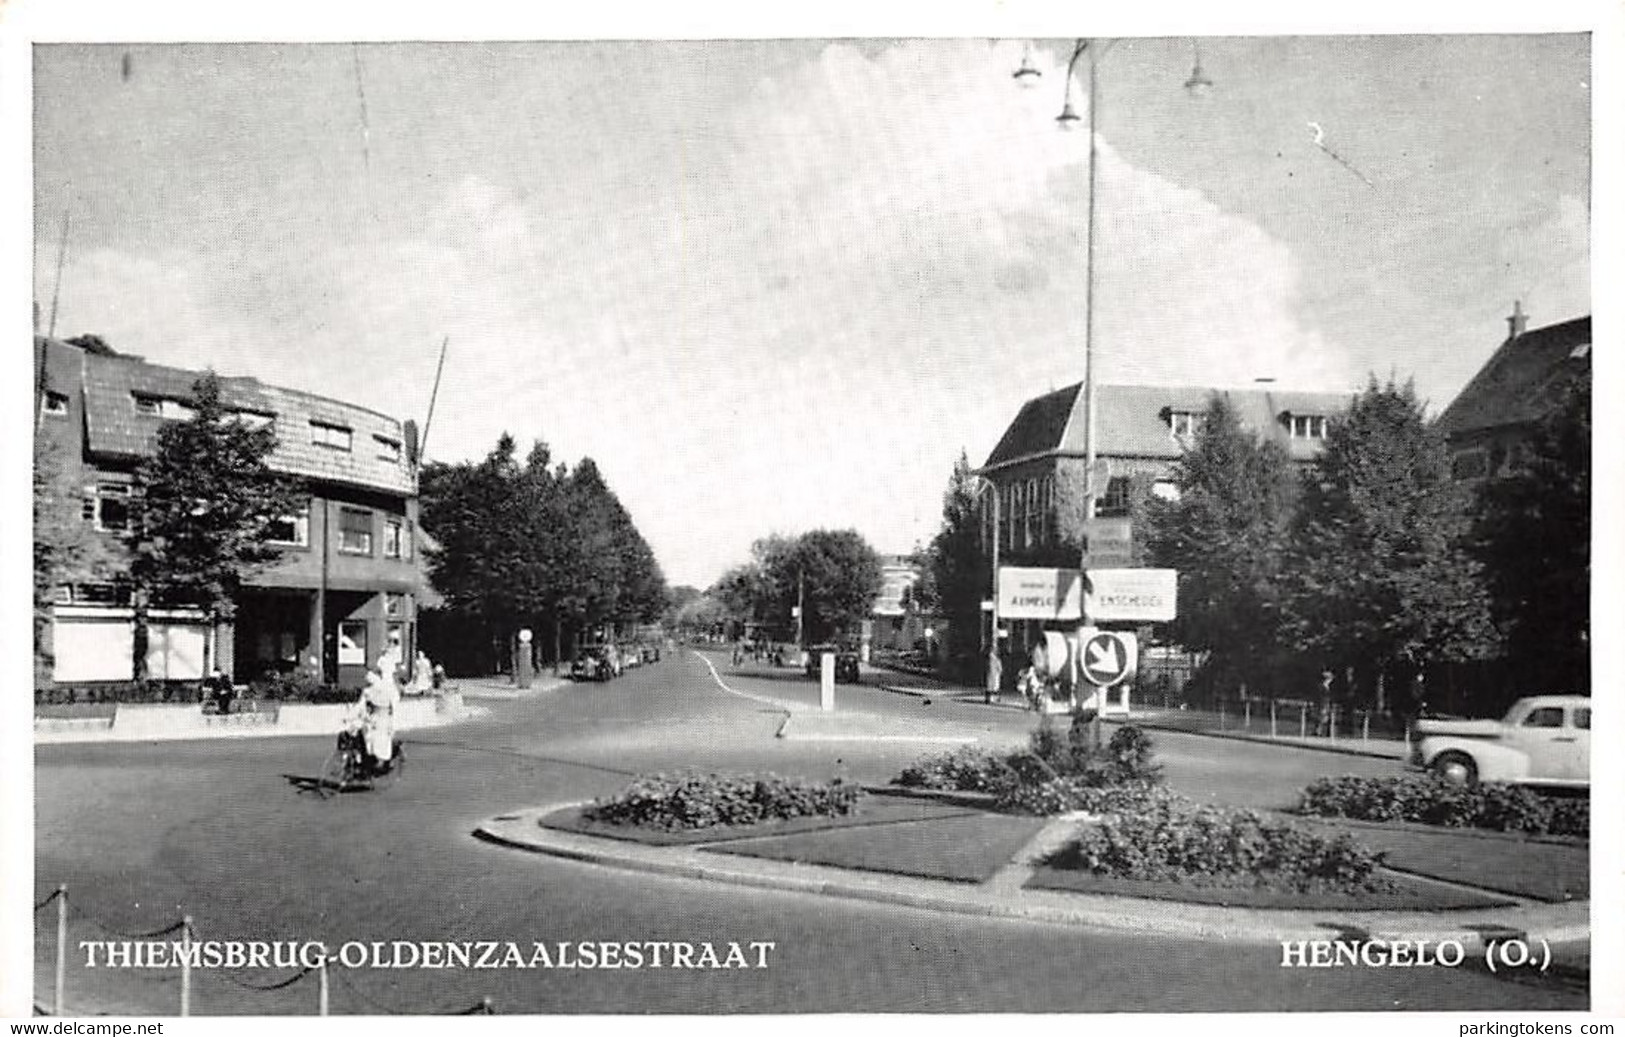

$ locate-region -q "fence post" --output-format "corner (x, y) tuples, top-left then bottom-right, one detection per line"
(1299, 704), (1307, 739)
(318, 957), (329, 1015)
(179, 916), (193, 1016)
(55, 885), (68, 1015)
(1269, 700), (1278, 739)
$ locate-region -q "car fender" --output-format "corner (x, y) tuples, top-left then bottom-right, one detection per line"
(1419, 737), (1529, 782)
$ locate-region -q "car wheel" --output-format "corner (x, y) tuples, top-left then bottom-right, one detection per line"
(1432, 751), (1478, 786)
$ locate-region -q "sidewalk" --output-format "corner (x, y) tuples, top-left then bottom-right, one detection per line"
(34, 691), (486, 744)
(455, 674), (572, 700)
(476, 792), (1589, 956)
(867, 664), (1411, 761)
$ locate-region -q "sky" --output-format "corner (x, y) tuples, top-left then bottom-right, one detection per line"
(28, 31), (1591, 590)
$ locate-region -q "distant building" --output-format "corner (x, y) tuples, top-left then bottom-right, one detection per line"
(979, 381), (1353, 554)
(35, 335), (428, 690)
(867, 555), (925, 653)
(1433, 304), (1591, 483)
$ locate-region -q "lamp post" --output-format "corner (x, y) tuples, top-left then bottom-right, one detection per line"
(968, 473), (1001, 695)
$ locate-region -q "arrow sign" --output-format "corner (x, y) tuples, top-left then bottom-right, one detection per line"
(1080, 631), (1132, 687)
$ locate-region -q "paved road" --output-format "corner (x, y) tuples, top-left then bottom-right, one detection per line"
(33, 650), (1584, 1014)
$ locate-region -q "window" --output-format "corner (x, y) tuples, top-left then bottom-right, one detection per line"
(1289, 414), (1329, 439)
(1024, 478), (1037, 547)
(338, 621), (368, 666)
(1039, 475), (1054, 544)
(384, 518), (404, 559)
(311, 421), (353, 452)
(132, 394), (194, 420)
(231, 410), (275, 431)
(338, 507), (373, 554)
(266, 507), (310, 547)
(1451, 449), (1489, 482)
(384, 593), (402, 617)
(1522, 707), (1565, 729)
(42, 391), (69, 415)
(1170, 411), (1204, 440)
(84, 483), (132, 532)
(375, 435), (402, 463)
(1574, 708), (1590, 731)
(1099, 477), (1132, 517)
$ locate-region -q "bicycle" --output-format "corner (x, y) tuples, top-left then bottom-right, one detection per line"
(315, 727), (406, 798)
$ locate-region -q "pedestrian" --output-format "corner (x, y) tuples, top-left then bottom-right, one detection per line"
(359, 655), (400, 772)
(984, 650), (1002, 705)
(413, 650), (434, 696)
(204, 669), (235, 715)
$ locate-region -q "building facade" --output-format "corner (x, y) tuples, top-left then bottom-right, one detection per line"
(35, 335), (428, 690)
(1433, 306), (1591, 484)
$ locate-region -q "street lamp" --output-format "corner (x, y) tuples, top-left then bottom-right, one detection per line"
(967, 473), (1002, 687)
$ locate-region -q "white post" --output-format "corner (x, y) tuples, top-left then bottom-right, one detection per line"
(1243, 697), (1251, 731)
(1362, 712), (1371, 742)
(318, 957), (329, 1015)
(55, 885), (67, 1015)
(1269, 700), (1278, 739)
(820, 652), (835, 711)
(179, 916), (193, 1016)
(1299, 703), (1308, 739)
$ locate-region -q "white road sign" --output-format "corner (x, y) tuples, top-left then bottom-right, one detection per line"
(997, 567), (1083, 621)
(1080, 631), (1136, 687)
(1084, 568), (1177, 622)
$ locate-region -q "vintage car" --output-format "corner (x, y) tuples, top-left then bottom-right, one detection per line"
(569, 646), (617, 682)
(803, 644), (861, 684)
(1410, 694), (1590, 787)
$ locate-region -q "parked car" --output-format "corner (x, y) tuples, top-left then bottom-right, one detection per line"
(570, 646), (616, 682)
(803, 644), (861, 684)
(1411, 694), (1590, 788)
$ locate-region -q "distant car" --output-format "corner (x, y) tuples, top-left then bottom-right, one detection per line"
(640, 643), (660, 664)
(570, 646), (616, 682)
(1411, 695), (1590, 788)
(803, 644), (861, 684)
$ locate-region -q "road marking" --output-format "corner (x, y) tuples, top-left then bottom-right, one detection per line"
(692, 651), (795, 713)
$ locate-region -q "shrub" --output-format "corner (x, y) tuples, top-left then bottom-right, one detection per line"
(894, 747), (1016, 793)
(996, 778), (1181, 817)
(585, 771), (863, 830)
(1297, 775), (1587, 838)
(1050, 803), (1392, 892)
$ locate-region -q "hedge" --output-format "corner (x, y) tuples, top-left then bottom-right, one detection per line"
(584, 772), (863, 830)
(1298, 775), (1588, 838)
(1048, 802), (1393, 893)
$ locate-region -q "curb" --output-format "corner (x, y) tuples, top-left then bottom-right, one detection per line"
(775, 713), (980, 744)
(474, 804), (1590, 952)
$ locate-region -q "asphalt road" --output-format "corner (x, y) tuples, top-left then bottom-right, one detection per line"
(32, 650), (1585, 1014)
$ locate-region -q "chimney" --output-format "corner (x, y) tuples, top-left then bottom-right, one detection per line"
(1507, 300), (1528, 340)
(403, 419), (420, 468)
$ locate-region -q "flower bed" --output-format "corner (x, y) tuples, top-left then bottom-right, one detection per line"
(1045, 801), (1393, 894)
(583, 771), (863, 830)
(1298, 775), (1588, 838)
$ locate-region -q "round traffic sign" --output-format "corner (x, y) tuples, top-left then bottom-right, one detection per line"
(1080, 632), (1130, 687)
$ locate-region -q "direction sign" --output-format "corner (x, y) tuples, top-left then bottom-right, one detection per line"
(1080, 631), (1136, 687)
(1084, 568), (1177, 622)
(1081, 517), (1133, 569)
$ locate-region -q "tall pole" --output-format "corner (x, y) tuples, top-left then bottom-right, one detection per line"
(420, 335), (449, 461)
(47, 211), (70, 339)
(1081, 44), (1100, 546)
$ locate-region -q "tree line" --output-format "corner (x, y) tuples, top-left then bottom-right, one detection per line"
(418, 434), (667, 672)
(921, 377), (1588, 715)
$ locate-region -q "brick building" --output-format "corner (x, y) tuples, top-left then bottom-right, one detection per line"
(1433, 305), (1591, 484)
(35, 335), (428, 690)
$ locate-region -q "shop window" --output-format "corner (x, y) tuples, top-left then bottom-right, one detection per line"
(338, 621), (368, 667)
(311, 421), (353, 452)
(338, 507), (373, 555)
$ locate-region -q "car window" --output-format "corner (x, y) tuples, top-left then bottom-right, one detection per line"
(1521, 707), (1565, 728)
(1574, 708), (1591, 731)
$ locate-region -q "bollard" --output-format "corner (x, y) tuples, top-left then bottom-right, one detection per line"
(1362, 712), (1370, 742)
(318, 957), (329, 1015)
(820, 652), (835, 711)
(1269, 700), (1278, 739)
(179, 916), (193, 1016)
(1299, 704), (1307, 739)
(1243, 698), (1251, 731)
(55, 885), (67, 1015)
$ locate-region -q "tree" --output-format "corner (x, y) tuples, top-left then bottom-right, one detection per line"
(129, 372), (305, 679)
(774, 530), (883, 644)
(1279, 377), (1496, 711)
(1473, 379), (1589, 693)
(1145, 395), (1300, 698)
(927, 451), (991, 680)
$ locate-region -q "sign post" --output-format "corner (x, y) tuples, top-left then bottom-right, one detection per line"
(516, 628), (534, 689)
(820, 651), (836, 711)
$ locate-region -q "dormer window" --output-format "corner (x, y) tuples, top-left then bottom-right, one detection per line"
(311, 420), (353, 452)
(231, 410), (275, 431)
(133, 394), (195, 420)
(1289, 414), (1329, 440)
(374, 435), (402, 463)
(41, 391), (69, 415)
(1169, 411), (1204, 440)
